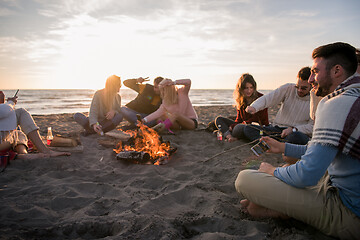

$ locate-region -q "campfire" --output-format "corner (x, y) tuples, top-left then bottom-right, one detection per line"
(114, 122), (176, 165)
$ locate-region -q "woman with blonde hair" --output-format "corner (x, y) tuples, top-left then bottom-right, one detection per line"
(143, 78), (198, 132)
(74, 75), (123, 135)
(214, 73), (269, 142)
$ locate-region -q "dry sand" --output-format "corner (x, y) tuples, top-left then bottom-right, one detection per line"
(0, 105), (333, 239)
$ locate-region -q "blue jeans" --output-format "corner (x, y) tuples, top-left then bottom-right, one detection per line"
(215, 116), (248, 139)
(120, 107), (157, 128)
(73, 112), (123, 133)
(243, 124), (310, 145)
(214, 116), (235, 137)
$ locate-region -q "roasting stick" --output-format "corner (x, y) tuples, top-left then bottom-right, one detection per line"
(205, 133), (282, 162)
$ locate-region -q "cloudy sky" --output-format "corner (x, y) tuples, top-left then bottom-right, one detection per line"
(1, 0), (359, 90)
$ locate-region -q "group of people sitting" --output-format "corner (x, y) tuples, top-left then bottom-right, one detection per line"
(72, 65), (318, 147)
(73, 76), (198, 136)
(235, 42), (360, 239)
(214, 66), (316, 146)
(73, 42), (360, 239)
(0, 42), (359, 239)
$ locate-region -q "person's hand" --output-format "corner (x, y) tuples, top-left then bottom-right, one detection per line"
(93, 123), (102, 133)
(281, 127), (293, 138)
(258, 162), (276, 176)
(245, 106), (256, 114)
(106, 110), (116, 120)
(7, 96), (18, 104)
(261, 136), (285, 154)
(159, 78), (175, 87)
(137, 77), (149, 83)
(226, 135), (238, 142)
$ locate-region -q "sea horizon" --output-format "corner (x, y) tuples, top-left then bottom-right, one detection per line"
(1, 89), (272, 115)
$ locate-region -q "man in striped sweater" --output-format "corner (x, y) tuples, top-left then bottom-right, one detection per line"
(244, 67), (313, 145)
(235, 42), (360, 239)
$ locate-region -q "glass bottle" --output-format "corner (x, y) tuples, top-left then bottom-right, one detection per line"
(217, 125), (223, 141)
(47, 127), (53, 145)
(96, 122), (104, 136)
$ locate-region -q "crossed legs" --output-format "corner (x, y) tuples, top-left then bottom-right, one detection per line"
(235, 169), (360, 239)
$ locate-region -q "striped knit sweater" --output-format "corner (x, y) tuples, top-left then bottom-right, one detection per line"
(250, 83), (314, 136)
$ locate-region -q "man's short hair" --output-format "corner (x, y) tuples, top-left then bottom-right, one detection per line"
(297, 67), (311, 81)
(356, 48), (360, 65)
(154, 77), (164, 85)
(312, 42), (357, 76)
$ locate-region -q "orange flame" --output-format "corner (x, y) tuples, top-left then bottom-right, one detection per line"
(114, 122), (171, 164)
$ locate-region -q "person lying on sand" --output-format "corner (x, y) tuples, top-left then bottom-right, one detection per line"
(0, 91), (70, 159)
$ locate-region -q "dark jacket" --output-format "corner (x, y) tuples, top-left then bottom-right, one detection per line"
(124, 79), (162, 114)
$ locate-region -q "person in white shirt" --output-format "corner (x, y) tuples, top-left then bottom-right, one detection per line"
(244, 67), (313, 145)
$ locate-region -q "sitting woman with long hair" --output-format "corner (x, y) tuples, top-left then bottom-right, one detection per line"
(143, 78), (198, 132)
(215, 73), (269, 142)
(74, 75), (123, 135)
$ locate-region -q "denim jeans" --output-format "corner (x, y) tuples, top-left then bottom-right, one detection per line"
(120, 107), (157, 128)
(73, 112), (123, 133)
(214, 116), (235, 137)
(243, 124), (310, 145)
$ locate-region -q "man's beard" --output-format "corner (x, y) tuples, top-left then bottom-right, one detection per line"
(315, 72), (332, 97)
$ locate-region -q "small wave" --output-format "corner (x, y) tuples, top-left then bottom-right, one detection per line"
(9, 89), (272, 115)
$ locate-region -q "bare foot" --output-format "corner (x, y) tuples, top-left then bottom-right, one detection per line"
(226, 136), (238, 142)
(241, 199), (289, 219)
(240, 199), (250, 213)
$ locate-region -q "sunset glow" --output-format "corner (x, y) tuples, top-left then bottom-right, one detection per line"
(1, 0), (359, 90)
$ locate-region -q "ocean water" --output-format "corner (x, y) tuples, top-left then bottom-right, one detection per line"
(1, 89), (271, 115)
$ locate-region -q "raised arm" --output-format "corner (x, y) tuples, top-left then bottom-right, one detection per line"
(123, 77), (149, 93)
(174, 79), (191, 94)
(249, 83), (293, 113)
(143, 104), (166, 123)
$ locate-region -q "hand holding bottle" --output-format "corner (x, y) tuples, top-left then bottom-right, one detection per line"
(93, 122), (104, 136)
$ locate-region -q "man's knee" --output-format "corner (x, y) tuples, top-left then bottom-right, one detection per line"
(235, 169), (257, 195)
(73, 113), (88, 127)
(243, 125), (261, 141)
(120, 107), (138, 123)
(214, 116), (224, 126)
(112, 112), (123, 125)
(15, 107), (30, 118)
(286, 132), (309, 145)
(232, 124), (246, 138)
(15, 108), (38, 135)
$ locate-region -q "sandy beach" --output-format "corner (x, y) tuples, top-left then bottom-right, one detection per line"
(0, 105), (333, 240)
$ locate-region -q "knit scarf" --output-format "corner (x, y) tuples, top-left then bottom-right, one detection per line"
(310, 75), (360, 160)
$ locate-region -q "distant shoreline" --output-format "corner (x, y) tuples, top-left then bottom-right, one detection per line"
(2, 89), (273, 115)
